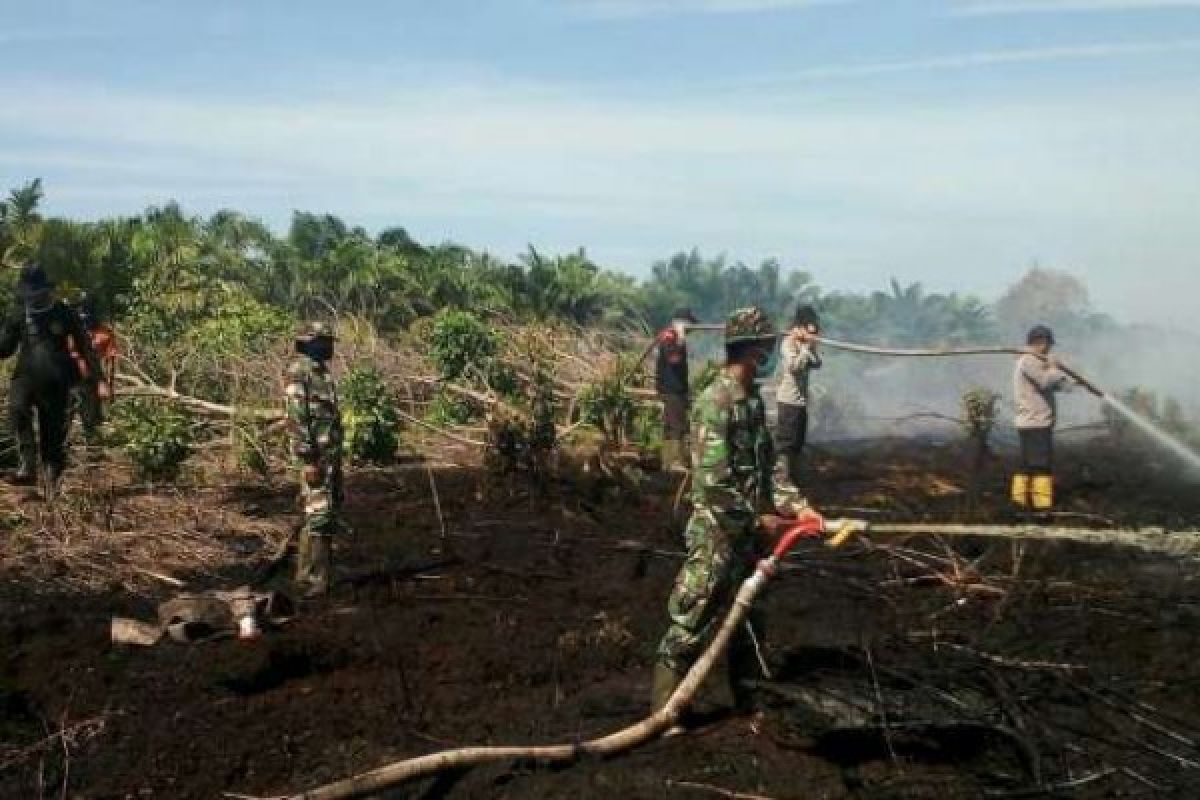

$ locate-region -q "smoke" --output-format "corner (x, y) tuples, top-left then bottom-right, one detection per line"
(771, 268), (1200, 451)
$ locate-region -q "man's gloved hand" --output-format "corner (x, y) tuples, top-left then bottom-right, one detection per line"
(756, 513), (791, 539)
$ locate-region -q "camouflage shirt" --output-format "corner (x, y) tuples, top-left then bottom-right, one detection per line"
(283, 354), (343, 465)
(690, 371), (775, 521)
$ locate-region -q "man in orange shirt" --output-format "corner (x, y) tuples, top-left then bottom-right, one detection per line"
(655, 308), (697, 472)
(70, 294), (116, 444)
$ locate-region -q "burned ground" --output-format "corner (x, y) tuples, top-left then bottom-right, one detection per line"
(2, 438), (1200, 800)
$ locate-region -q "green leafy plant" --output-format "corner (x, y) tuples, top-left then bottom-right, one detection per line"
(578, 357), (638, 447)
(630, 404), (664, 453)
(232, 413), (273, 478)
(426, 392), (480, 426)
(485, 366), (557, 477)
(341, 364), (399, 465)
(961, 387), (1000, 445)
(429, 310), (499, 382)
(112, 399), (195, 481)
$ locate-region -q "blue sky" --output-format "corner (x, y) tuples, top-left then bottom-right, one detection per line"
(1, 0), (1199, 330)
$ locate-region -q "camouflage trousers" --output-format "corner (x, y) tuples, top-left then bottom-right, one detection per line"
(657, 507), (767, 684)
(301, 461), (343, 538)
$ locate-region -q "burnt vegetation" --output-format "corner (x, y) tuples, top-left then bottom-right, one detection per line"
(1, 182), (1199, 799)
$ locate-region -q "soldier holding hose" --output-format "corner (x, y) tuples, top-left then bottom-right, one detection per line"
(653, 307), (793, 721)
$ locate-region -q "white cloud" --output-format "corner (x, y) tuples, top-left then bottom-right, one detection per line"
(0, 70), (1197, 329)
(951, 0), (1200, 16)
(568, 0), (848, 19)
(698, 39), (1200, 87)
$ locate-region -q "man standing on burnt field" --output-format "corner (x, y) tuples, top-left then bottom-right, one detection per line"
(655, 307), (698, 472)
(284, 321), (344, 597)
(1012, 324), (1074, 511)
(775, 304), (822, 499)
(0, 264), (103, 500)
(653, 307), (794, 724)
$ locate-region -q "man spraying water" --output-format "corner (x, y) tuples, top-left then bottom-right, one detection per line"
(1011, 325), (1076, 510)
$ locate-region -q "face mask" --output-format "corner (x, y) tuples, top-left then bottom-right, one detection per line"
(754, 345), (779, 383)
(302, 340), (334, 362)
(672, 321), (687, 340)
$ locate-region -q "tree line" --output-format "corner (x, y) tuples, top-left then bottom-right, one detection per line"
(0, 179), (1117, 348)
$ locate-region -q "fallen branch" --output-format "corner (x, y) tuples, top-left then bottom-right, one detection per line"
(395, 410), (485, 448)
(116, 373), (281, 421)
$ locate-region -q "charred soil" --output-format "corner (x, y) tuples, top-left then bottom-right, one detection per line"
(2, 437), (1200, 799)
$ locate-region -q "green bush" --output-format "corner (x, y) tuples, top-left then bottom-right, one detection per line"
(112, 399), (195, 481)
(341, 365), (399, 465)
(232, 413), (272, 478)
(631, 404), (664, 453)
(429, 310), (499, 382)
(426, 391), (479, 426)
(578, 358), (637, 446)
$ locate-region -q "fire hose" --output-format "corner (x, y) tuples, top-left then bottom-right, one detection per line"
(250, 512), (867, 800)
(673, 324), (1105, 398)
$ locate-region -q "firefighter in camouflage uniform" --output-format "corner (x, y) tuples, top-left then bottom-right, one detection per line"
(653, 307), (797, 719)
(283, 322), (344, 596)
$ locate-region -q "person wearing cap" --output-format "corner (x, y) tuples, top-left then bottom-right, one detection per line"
(283, 321), (344, 596)
(654, 308), (697, 472)
(69, 293), (119, 445)
(653, 307), (793, 722)
(775, 305), (822, 497)
(1012, 325), (1074, 510)
(0, 265), (102, 497)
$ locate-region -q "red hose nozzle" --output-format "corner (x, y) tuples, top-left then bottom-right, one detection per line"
(772, 510), (828, 559)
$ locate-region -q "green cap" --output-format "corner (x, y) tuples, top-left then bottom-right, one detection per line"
(724, 306), (776, 344)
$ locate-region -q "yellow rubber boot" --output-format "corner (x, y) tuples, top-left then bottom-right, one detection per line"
(1031, 475), (1054, 510)
(1010, 474), (1030, 508)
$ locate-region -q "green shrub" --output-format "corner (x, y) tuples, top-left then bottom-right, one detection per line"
(341, 365), (399, 465)
(578, 358), (637, 446)
(426, 391), (479, 426)
(631, 404), (664, 453)
(112, 399), (194, 481)
(429, 310), (499, 382)
(485, 369), (556, 477)
(232, 414), (272, 478)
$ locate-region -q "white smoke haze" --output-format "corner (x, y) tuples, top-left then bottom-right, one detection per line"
(793, 269), (1200, 470)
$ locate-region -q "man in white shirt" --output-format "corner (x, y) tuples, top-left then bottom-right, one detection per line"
(1012, 325), (1073, 510)
(775, 305), (822, 495)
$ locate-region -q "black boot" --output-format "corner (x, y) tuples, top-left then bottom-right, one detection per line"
(43, 466), (63, 502)
(12, 441), (36, 486)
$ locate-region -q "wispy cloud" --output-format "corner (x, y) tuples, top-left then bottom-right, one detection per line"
(702, 39), (1200, 87)
(568, 0), (848, 19)
(0, 29), (117, 45)
(952, 0), (1200, 16)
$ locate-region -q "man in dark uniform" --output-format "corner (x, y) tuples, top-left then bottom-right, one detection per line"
(0, 265), (101, 498)
(655, 308), (698, 472)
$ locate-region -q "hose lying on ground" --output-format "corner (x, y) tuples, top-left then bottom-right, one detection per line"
(234, 513), (859, 800)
